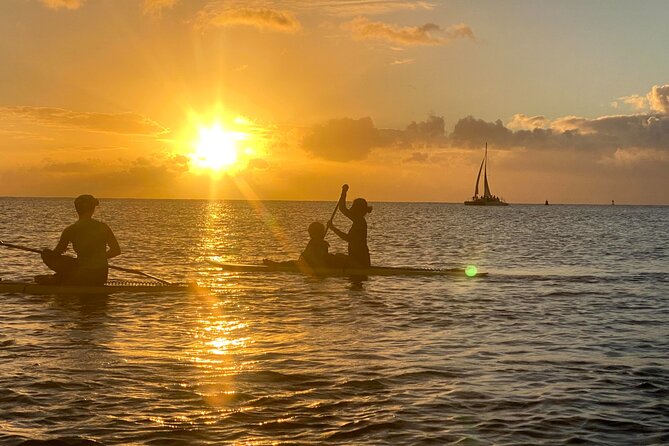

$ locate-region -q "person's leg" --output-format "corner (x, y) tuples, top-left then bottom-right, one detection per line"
(36, 249), (77, 284)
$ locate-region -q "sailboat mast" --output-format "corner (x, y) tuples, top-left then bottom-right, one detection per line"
(483, 143), (491, 198)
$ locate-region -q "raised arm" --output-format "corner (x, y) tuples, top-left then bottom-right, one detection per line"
(337, 184), (354, 220)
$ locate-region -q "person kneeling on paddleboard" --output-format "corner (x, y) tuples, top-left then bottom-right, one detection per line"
(327, 184), (372, 268)
(36, 194), (121, 285)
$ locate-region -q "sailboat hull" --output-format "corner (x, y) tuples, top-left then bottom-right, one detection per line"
(464, 198), (509, 206)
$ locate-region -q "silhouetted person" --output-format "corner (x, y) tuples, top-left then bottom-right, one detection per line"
(327, 184), (372, 267)
(264, 221), (332, 268)
(299, 222), (331, 266)
(36, 194), (121, 285)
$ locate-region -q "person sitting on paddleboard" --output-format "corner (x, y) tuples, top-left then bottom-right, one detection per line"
(264, 221), (332, 268)
(36, 194), (121, 285)
(298, 221), (331, 267)
(327, 184), (372, 267)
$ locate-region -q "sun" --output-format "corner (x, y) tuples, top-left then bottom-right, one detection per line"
(189, 123), (246, 172)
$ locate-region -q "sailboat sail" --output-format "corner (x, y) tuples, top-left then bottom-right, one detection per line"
(474, 158), (484, 197)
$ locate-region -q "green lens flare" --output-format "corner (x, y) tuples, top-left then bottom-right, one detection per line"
(465, 265), (478, 277)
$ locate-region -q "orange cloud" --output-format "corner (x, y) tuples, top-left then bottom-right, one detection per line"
(39, 0), (83, 10)
(611, 94), (648, 111)
(309, 0), (434, 16)
(391, 58), (415, 65)
(507, 114), (550, 131)
(195, 5), (301, 33)
(344, 16), (474, 46)
(600, 147), (669, 166)
(143, 0), (178, 17)
(1, 106), (168, 136)
(647, 84), (669, 114)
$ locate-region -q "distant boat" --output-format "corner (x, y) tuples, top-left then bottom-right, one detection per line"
(464, 143), (509, 206)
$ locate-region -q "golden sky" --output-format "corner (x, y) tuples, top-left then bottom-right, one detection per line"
(1, 0), (668, 204)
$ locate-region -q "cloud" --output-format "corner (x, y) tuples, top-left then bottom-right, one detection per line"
(344, 16), (474, 46)
(392, 58), (415, 65)
(451, 113), (669, 152)
(647, 84), (669, 114)
(39, 0), (83, 10)
(302, 117), (383, 161)
(195, 4), (301, 33)
(1, 106), (168, 135)
(302, 84), (669, 164)
(611, 95), (647, 111)
(450, 116), (513, 147)
(403, 152), (430, 163)
(600, 147), (669, 166)
(507, 114), (550, 131)
(0, 154), (194, 198)
(444, 86), (669, 152)
(308, 1), (434, 16)
(406, 114), (445, 138)
(143, 0), (178, 17)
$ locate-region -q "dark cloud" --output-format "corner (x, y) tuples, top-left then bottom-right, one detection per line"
(302, 117), (383, 161)
(450, 116), (513, 147)
(2, 106), (168, 135)
(406, 114), (445, 139)
(450, 109), (669, 152)
(58, 155), (187, 194)
(303, 84), (669, 165)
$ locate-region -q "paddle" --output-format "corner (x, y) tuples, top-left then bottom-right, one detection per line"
(324, 184), (348, 236)
(0, 240), (171, 285)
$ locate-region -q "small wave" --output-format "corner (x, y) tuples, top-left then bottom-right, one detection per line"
(327, 419), (408, 440)
(339, 378), (387, 391)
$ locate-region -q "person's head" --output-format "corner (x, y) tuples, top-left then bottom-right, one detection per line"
(308, 221), (326, 240)
(74, 194), (99, 216)
(350, 198), (372, 217)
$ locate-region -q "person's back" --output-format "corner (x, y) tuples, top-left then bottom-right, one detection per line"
(64, 218), (114, 284)
(37, 194), (120, 286)
(299, 222), (330, 267)
(300, 238), (330, 267)
(346, 214), (369, 267)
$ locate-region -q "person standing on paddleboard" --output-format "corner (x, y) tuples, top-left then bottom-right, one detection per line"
(36, 194), (121, 285)
(327, 184), (372, 267)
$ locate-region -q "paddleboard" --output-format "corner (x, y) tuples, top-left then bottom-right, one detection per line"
(207, 260), (486, 277)
(0, 280), (206, 295)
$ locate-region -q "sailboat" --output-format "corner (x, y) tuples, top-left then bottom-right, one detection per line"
(464, 143), (509, 206)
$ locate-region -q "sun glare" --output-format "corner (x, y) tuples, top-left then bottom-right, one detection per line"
(190, 123), (247, 172)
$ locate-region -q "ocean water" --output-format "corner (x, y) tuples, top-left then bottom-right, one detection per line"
(0, 197), (667, 445)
